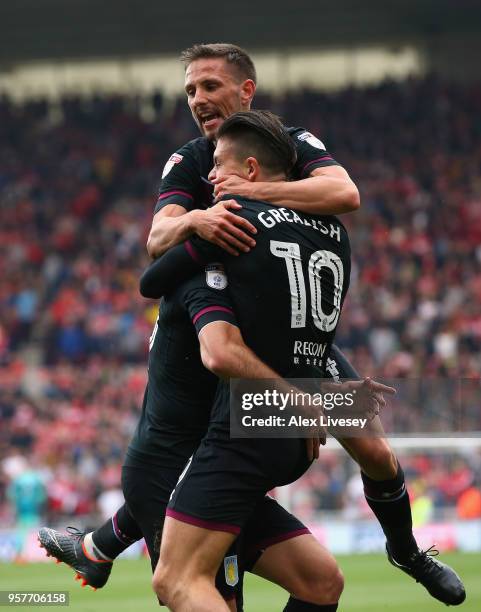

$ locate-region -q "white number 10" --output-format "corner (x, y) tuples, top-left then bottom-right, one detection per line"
(270, 240), (344, 332)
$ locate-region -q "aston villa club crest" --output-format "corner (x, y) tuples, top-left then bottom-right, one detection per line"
(224, 555), (239, 586)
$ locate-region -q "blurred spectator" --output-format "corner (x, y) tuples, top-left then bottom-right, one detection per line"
(410, 485), (434, 527)
(6, 459), (46, 527)
(457, 486), (481, 519)
(1, 76), (481, 524)
(97, 486), (125, 522)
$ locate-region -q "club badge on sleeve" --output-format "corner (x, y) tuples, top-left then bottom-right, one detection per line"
(224, 555), (239, 587)
(206, 264), (228, 290)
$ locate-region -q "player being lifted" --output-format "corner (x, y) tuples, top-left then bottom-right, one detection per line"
(141, 109), (352, 611)
(38, 108), (373, 609)
(39, 103), (375, 608)
(39, 43), (465, 607)
(145, 44), (464, 607)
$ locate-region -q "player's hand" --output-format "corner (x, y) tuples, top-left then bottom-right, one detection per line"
(305, 403), (327, 461)
(212, 175), (254, 201)
(350, 377), (396, 420)
(192, 203), (257, 256)
(323, 377), (396, 421)
(305, 426), (326, 461)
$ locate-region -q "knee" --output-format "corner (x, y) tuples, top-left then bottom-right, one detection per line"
(371, 440), (397, 469)
(152, 562), (177, 606)
(151, 565), (167, 602)
(358, 439), (397, 479)
(319, 563), (344, 604)
(293, 560), (344, 605)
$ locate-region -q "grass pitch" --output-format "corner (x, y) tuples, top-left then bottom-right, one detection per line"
(1, 553), (479, 611)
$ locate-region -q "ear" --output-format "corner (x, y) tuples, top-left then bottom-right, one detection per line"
(246, 157), (260, 181)
(240, 79), (256, 109)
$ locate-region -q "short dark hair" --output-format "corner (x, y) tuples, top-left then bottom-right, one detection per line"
(217, 110), (297, 177)
(180, 43), (257, 84)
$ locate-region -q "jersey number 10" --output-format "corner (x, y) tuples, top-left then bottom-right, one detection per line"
(270, 240), (344, 332)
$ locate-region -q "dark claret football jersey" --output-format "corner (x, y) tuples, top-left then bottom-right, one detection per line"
(126, 271), (237, 468)
(141, 197), (351, 387)
(154, 127), (339, 214)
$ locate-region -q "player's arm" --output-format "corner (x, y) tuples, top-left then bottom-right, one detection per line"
(140, 233), (226, 298)
(189, 304), (324, 459)
(140, 243), (201, 298)
(147, 202), (257, 259)
(181, 270), (280, 382)
(214, 166), (359, 215)
(251, 165), (359, 214)
(198, 321), (280, 380)
(146, 204), (195, 256)
(147, 146), (257, 259)
(213, 128), (359, 215)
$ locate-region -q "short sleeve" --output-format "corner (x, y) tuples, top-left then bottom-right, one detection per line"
(179, 271), (238, 335)
(289, 127), (340, 179)
(185, 235), (226, 265)
(154, 145), (202, 214)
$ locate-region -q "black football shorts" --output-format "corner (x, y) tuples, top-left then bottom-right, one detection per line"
(166, 429), (311, 533)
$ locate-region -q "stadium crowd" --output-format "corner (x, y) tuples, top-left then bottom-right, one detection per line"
(1, 75), (481, 526)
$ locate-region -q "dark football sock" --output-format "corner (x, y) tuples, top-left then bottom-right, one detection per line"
(91, 504), (143, 559)
(361, 461), (418, 563)
(283, 598), (338, 611)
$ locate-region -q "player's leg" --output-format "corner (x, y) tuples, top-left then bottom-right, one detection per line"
(36, 458), (176, 590)
(87, 503), (142, 559)
(242, 496), (342, 611)
(38, 452), (172, 589)
(154, 432), (309, 610)
(337, 432), (416, 556)
(153, 517), (236, 612)
(152, 452), (247, 611)
(329, 344), (465, 605)
(121, 462), (177, 564)
(328, 344), (420, 557)
(126, 463), (219, 609)
(37, 503), (141, 589)
(253, 535), (342, 611)
(124, 462), (241, 607)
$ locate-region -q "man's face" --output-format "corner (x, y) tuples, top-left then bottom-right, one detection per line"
(185, 58), (253, 140)
(208, 138), (247, 182)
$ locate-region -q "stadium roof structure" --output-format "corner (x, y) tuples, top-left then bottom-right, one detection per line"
(1, 0), (480, 65)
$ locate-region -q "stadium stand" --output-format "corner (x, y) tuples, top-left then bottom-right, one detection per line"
(1, 76), (481, 527)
